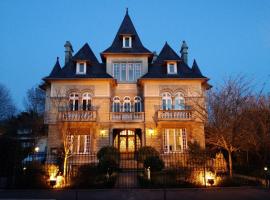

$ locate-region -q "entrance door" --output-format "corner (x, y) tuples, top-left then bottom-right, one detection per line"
(119, 130), (135, 152)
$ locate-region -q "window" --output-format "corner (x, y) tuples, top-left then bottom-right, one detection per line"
(69, 93), (79, 111)
(162, 92), (172, 110)
(112, 96), (121, 112)
(163, 129), (187, 153)
(76, 62), (86, 74)
(134, 96), (142, 112)
(123, 96), (131, 112)
(112, 62), (142, 82)
(167, 62), (177, 74)
(123, 36), (132, 48)
(121, 63), (127, 81)
(174, 92), (185, 110)
(113, 63), (120, 80)
(67, 135), (91, 154)
(82, 93), (91, 111)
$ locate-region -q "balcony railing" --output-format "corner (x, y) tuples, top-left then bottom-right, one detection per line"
(59, 110), (97, 122)
(157, 110), (192, 121)
(110, 112), (144, 122)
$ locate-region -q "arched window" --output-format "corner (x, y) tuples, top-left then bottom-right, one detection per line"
(69, 93), (79, 111)
(112, 96), (121, 112)
(134, 96), (142, 112)
(123, 96), (131, 112)
(82, 93), (92, 111)
(174, 92), (185, 110)
(162, 92), (172, 110)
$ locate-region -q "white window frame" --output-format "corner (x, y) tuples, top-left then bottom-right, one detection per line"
(134, 96), (142, 112)
(76, 62), (87, 74)
(123, 96), (131, 112)
(112, 62), (142, 82)
(112, 96), (121, 112)
(69, 93), (79, 111)
(66, 135), (91, 154)
(174, 92), (185, 110)
(162, 92), (172, 110)
(163, 128), (187, 153)
(123, 36), (132, 48)
(167, 62), (177, 74)
(82, 93), (92, 111)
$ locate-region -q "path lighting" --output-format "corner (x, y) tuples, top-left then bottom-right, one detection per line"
(147, 167), (151, 180)
(34, 146), (40, 153)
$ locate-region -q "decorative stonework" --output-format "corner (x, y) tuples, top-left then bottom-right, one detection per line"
(159, 85), (188, 96)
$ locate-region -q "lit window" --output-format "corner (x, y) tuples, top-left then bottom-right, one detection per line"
(123, 36), (132, 48)
(163, 129), (187, 153)
(167, 62), (177, 74)
(66, 135), (91, 154)
(76, 62), (86, 74)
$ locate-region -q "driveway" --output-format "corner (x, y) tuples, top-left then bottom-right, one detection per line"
(0, 187), (269, 200)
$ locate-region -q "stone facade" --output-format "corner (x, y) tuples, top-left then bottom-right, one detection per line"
(43, 11), (209, 156)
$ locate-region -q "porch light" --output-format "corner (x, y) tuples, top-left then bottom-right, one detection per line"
(148, 128), (154, 136)
(100, 129), (107, 137)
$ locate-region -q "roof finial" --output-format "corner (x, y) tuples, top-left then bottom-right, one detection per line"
(57, 56), (59, 61)
(126, 7), (128, 15)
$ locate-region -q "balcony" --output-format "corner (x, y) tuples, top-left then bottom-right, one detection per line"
(110, 112), (144, 122)
(157, 110), (192, 121)
(58, 106), (97, 122)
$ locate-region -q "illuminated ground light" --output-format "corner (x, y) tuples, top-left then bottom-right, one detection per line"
(47, 164), (64, 188)
(193, 171), (221, 186)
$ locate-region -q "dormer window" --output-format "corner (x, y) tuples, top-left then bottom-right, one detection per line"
(167, 62), (177, 74)
(123, 36), (132, 48)
(76, 62), (86, 74)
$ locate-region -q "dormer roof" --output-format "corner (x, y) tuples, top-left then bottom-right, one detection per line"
(101, 10), (152, 56)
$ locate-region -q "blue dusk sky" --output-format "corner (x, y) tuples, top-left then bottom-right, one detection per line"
(0, 0), (270, 110)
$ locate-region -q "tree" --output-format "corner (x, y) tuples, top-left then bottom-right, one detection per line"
(206, 76), (251, 177)
(0, 83), (16, 121)
(24, 86), (45, 116)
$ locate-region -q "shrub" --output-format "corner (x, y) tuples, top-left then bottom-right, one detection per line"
(72, 164), (117, 188)
(97, 146), (120, 173)
(137, 146), (159, 163)
(144, 156), (165, 172)
(15, 162), (48, 189)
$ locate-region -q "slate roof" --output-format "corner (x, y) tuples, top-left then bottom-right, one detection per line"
(101, 10), (152, 55)
(141, 43), (207, 79)
(72, 43), (99, 64)
(44, 43), (113, 80)
(49, 57), (61, 77)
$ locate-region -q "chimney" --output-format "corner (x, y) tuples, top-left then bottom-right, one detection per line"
(180, 40), (188, 65)
(64, 41), (73, 64)
(152, 51), (158, 63)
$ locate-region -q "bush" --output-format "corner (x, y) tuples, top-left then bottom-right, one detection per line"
(15, 162), (48, 189)
(72, 164), (117, 188)
(144, 156), (165, 172)
(137, 146), (159, 163)
(97, 146), (120, 173)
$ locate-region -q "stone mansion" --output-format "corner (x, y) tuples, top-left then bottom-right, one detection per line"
(42, 10), (210, 156)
